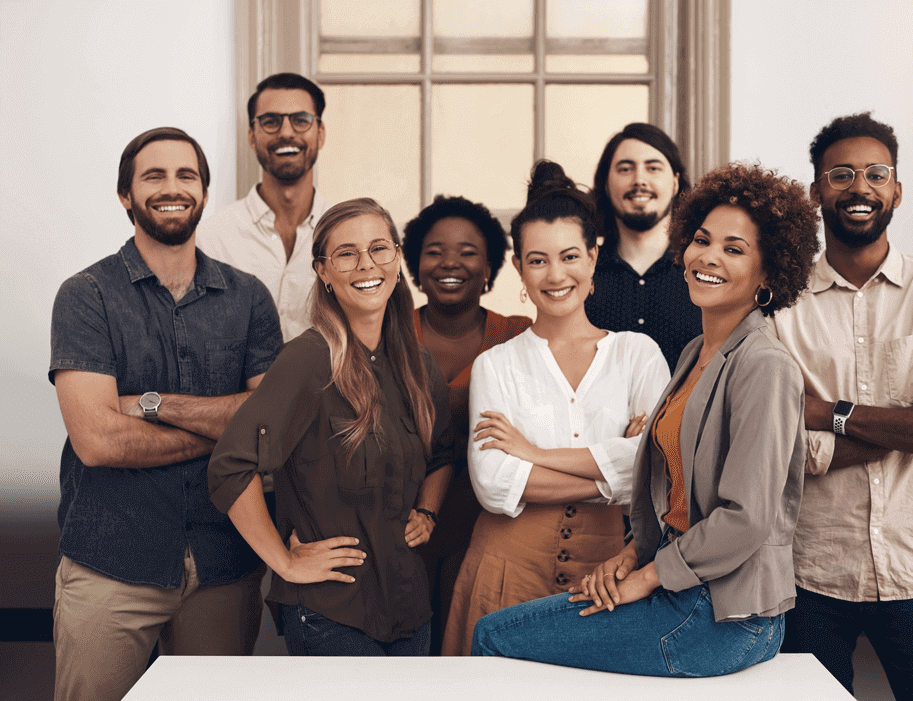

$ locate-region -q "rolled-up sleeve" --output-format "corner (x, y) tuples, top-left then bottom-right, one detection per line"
(467, 352), (534, 518)
(591, 336), (669, 503)
(804, 429), (835, 475)
(655, 347), (804, 591)
(208, 335), (323, 513)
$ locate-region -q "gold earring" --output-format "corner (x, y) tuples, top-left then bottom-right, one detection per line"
(397, 271), (401, 283)
(520, 285), (528, 304)
(590, 277), (595, 296)
(754, 286), (773, 307)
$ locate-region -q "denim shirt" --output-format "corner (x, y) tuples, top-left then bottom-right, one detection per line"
(49, 238), (282, 587)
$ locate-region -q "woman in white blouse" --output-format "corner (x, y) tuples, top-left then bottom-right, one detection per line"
(441, 162), (669, 655)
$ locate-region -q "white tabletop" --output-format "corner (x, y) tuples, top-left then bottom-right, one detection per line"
(124, 654), (852, 701)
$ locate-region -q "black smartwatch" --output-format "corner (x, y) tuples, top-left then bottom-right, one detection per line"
(139, 391), (162, 423)
(832, 400), (855, 435)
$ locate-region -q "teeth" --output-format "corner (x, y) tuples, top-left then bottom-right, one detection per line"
(544, 287), (572, 298)
(437, 277), (464, 286)
(155, 205), (187, 212)
(275, 146), (301, 154)
(353, 279), (382, 290)
(695, 271), (725, 284)
(845, 204), (873, 214)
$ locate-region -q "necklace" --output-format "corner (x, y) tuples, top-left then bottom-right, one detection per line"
(422, 308), (485, 342)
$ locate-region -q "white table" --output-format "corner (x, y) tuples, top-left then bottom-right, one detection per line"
(124, 654), (852, 700)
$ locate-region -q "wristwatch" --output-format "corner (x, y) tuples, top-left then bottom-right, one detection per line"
(832, 400), (855, 435)
(139, 391), (162, 423)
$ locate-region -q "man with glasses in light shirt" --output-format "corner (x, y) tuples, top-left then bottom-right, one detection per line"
(197, 73), (331, 342)
(771, 113), (911, 699)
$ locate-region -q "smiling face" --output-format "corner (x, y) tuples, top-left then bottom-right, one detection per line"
(607, 138), (680, 232)
(812, 136), (902, 249)
(249, 88), (325, 183)
(119, 139), (208, 246)
(418, 216), (491, 311)
(513, 218), (597, 319)
(314, 215), (401, 323)
(683, 205), (767, 318)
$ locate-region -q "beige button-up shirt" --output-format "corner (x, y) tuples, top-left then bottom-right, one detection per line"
(197, 185), (331, 342)
(771, 246), (913, 602)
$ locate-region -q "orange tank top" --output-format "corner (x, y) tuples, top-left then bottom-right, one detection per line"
(651, 368), (704, 533)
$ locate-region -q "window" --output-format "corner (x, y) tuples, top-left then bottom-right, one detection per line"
(235, 0), (730, 224)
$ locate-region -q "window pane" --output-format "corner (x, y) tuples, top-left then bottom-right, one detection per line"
(546, 0), (648, 74)
(431, 84), (533, 211)
(433, 0), (533, 73)
(318, 85), (420, 227)
(544, 84), (649, 188)
(320, 0), (420, 74)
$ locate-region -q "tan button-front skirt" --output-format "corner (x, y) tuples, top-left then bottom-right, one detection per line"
(442, 502), (626, 656)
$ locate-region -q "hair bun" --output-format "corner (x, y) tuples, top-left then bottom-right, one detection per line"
(527, 160), (575, 203)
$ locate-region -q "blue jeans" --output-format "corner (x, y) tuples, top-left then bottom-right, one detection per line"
(471, 583), (784, 677)
(782, 586), (913, 698)
(281, 604), (431, 656)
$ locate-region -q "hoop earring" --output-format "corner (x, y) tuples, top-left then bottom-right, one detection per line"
(325, 282), (333, 294)
(397, 271), (401, 283)
(520, 285), (528, 304)
(754, 286), (773, 307)
(590, 277), (595, 296)
(684, 269), (689, 282)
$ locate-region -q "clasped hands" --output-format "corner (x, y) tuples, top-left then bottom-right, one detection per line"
(567, 545), (660, 616)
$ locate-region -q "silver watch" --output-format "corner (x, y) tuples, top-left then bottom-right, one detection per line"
(139, 391), (162, 423)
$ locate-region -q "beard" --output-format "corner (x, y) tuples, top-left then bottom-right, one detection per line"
(822, 199), (893, 249)
(256, 140), (318, 183)
(132, 198), (204, 247)
(617, 197), (674, 232)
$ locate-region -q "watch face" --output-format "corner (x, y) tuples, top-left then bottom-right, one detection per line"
(139, 392), (161, 410)
(834, 400), (854, 416)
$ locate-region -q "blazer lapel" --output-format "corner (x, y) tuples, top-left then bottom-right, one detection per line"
(680, 310), (768, 517)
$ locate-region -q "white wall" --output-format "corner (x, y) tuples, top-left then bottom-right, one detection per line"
(730, 0), (913, 251)
(0, 0), (236, 606)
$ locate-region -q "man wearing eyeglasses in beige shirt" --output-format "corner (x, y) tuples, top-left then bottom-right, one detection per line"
(770, 112), (910, 699)
(197, 72), (331, 343)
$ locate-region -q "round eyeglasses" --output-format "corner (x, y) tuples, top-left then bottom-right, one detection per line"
(317, 242), (400, 273)
(250, 111), (320, 134)
(819, 164), (895, 191)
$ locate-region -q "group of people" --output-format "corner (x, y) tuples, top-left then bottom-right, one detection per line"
(49, 70), (910, 701)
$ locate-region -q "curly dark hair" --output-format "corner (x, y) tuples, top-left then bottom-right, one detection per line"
(810, 112), (898, 179)
(668, 163), (820, 317)
(402, 195), (510, 292)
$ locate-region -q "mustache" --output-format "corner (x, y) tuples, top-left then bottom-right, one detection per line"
(624, 188), (655, 198)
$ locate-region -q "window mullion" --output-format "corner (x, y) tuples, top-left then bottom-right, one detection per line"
(421, 0), (433, 209)
(533, 0), (545, 163)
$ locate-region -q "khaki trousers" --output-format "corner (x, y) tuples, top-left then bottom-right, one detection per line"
(53, 549), (264, 701)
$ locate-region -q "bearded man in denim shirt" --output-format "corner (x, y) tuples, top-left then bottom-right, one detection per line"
(49, 127), (282, 701)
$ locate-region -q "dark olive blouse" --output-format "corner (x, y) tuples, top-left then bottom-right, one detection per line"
(209, 328), (454, 642)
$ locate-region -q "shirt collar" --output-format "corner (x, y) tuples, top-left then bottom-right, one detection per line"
(245, 183), (327, 230)
(811, 244), (904, 293)
(598, 246), (675, 273)
(119, 236), (228, 290)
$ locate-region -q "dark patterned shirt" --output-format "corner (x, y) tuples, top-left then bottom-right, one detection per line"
(585, 248), (702, 372)
(50, 238), (282, 587)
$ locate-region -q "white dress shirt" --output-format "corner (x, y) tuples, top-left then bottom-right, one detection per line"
(196, 185), (331, 342)
(771, 246), (913, 601)
(468, 328), (670, 518)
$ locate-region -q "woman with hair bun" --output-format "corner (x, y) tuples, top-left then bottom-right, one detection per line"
(208, 198), (454, 656)
(471, 163), (820, 678)
(441, 162), (670, 655)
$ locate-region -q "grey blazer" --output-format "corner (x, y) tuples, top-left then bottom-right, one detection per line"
(629, 309), (806, 621)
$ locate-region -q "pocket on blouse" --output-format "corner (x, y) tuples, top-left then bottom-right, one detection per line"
(886, 335), (913, 406)
(330, 415), (381, 490)
(205, 337), (246, 394)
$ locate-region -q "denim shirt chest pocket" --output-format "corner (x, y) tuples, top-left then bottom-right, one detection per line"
(885, 335), (913, 406)
(330, 415), (383, 490)
(206, 337), (247, 394)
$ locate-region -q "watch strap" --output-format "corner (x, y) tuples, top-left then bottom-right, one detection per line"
(415, 508), (437, 524)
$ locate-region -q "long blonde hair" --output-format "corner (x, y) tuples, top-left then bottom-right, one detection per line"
(311, 198), (435, 462)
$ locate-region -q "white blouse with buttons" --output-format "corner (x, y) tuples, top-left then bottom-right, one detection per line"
(468, 327), (670, 518)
